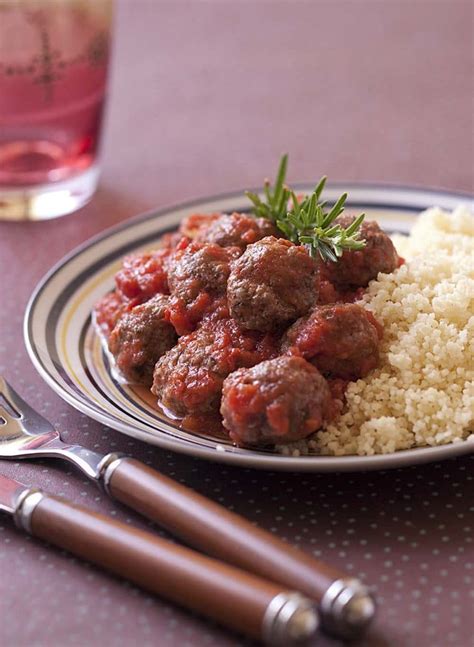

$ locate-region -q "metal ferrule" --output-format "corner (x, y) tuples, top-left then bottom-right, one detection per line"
(320, 577), (376, 638)
(262, 591), (319, 645)
(13, 489), (45, 534)
(98, 452), (125, 495)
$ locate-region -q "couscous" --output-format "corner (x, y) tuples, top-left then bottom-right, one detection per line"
(278, 206), (474, 456)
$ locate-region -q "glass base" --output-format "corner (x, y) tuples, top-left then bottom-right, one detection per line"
(0, 165), (100, 221)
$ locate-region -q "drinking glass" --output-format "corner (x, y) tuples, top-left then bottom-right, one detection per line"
(0, 0), (113, 220)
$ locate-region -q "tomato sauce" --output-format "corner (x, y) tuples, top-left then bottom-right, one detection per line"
(115, 247), (172, 302)
(167, 291), (214, 335)
(179, 212), (221, 238)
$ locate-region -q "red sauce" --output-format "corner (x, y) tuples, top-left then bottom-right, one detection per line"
(208, 318), (279, 371)
(131, 383), (228, 439)
(115, 247), (172, 302)
(318, 279), (341, 304)
(159, 231), (185, 249)
(317, 273), (365, 306)
(181, 412), (228, 438)
(179, 212), (221, 238)
(167, 291), (214, 335)
(201, 295), (231, 323)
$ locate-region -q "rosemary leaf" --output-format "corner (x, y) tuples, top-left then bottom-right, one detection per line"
(247, 155), (366, 263)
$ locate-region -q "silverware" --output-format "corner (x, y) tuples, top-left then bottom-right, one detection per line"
(0, 376), (375, 638)
(0, 471), (318, 645)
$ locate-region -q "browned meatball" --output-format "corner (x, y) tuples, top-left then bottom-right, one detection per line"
(168, 240), (241, 304)
(220, 356), (332, 446)
(152, 318), (278, 418)
(282, 303), (382, 379)
(108, 295), (177, 386)
(196, 212), (279, 249)
(321, 216), (399, 289)
(166, 240), (241, 334)
(227, 237), (318, 332)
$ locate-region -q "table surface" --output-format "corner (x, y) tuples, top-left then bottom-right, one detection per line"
(1, 2), (473, 646)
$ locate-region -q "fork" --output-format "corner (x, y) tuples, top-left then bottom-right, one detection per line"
(0, 375), (375, 638)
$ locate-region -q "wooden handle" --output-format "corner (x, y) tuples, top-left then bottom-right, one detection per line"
(30, 494), (290, 642)
(108, 458), (342, 602)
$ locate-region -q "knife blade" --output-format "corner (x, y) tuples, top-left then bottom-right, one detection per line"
(0, 472), (31, 514)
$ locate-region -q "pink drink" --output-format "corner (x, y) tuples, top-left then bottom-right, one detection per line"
(0, 1), (113, 219)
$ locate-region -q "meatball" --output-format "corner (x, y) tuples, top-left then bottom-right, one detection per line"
(152, 318), (277, 418)
(115, 247), (171, 302)
(321, 216), (399, 289)
(168, 239), (240, 300)
(108, 295), (177, 386)
(282, 303), (381, 379)
(167, 240), (241, 334)
(196, 212), (279, 249)
(227, 236), (318, 332)
(221, 356), (332, 446)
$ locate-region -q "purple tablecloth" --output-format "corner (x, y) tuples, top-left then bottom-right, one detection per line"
(1, 2), (472, 646)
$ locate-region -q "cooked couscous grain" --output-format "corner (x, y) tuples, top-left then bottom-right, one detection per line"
(278, 206), (474, 456)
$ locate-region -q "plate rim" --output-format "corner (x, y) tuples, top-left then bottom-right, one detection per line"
(24, 182), (474, 472)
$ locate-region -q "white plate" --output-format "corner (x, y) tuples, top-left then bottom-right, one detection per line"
(24, 183), (474, 471)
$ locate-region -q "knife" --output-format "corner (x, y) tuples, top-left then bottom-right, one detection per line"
(0, 472), (319, 645)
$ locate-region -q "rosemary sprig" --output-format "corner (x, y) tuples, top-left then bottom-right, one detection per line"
(247, 154), (366, 263)
(245, 154), (291, 223)
(278, 189), (366, 262)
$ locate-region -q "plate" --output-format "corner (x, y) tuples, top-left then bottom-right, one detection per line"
(24, 183), (474, 471)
